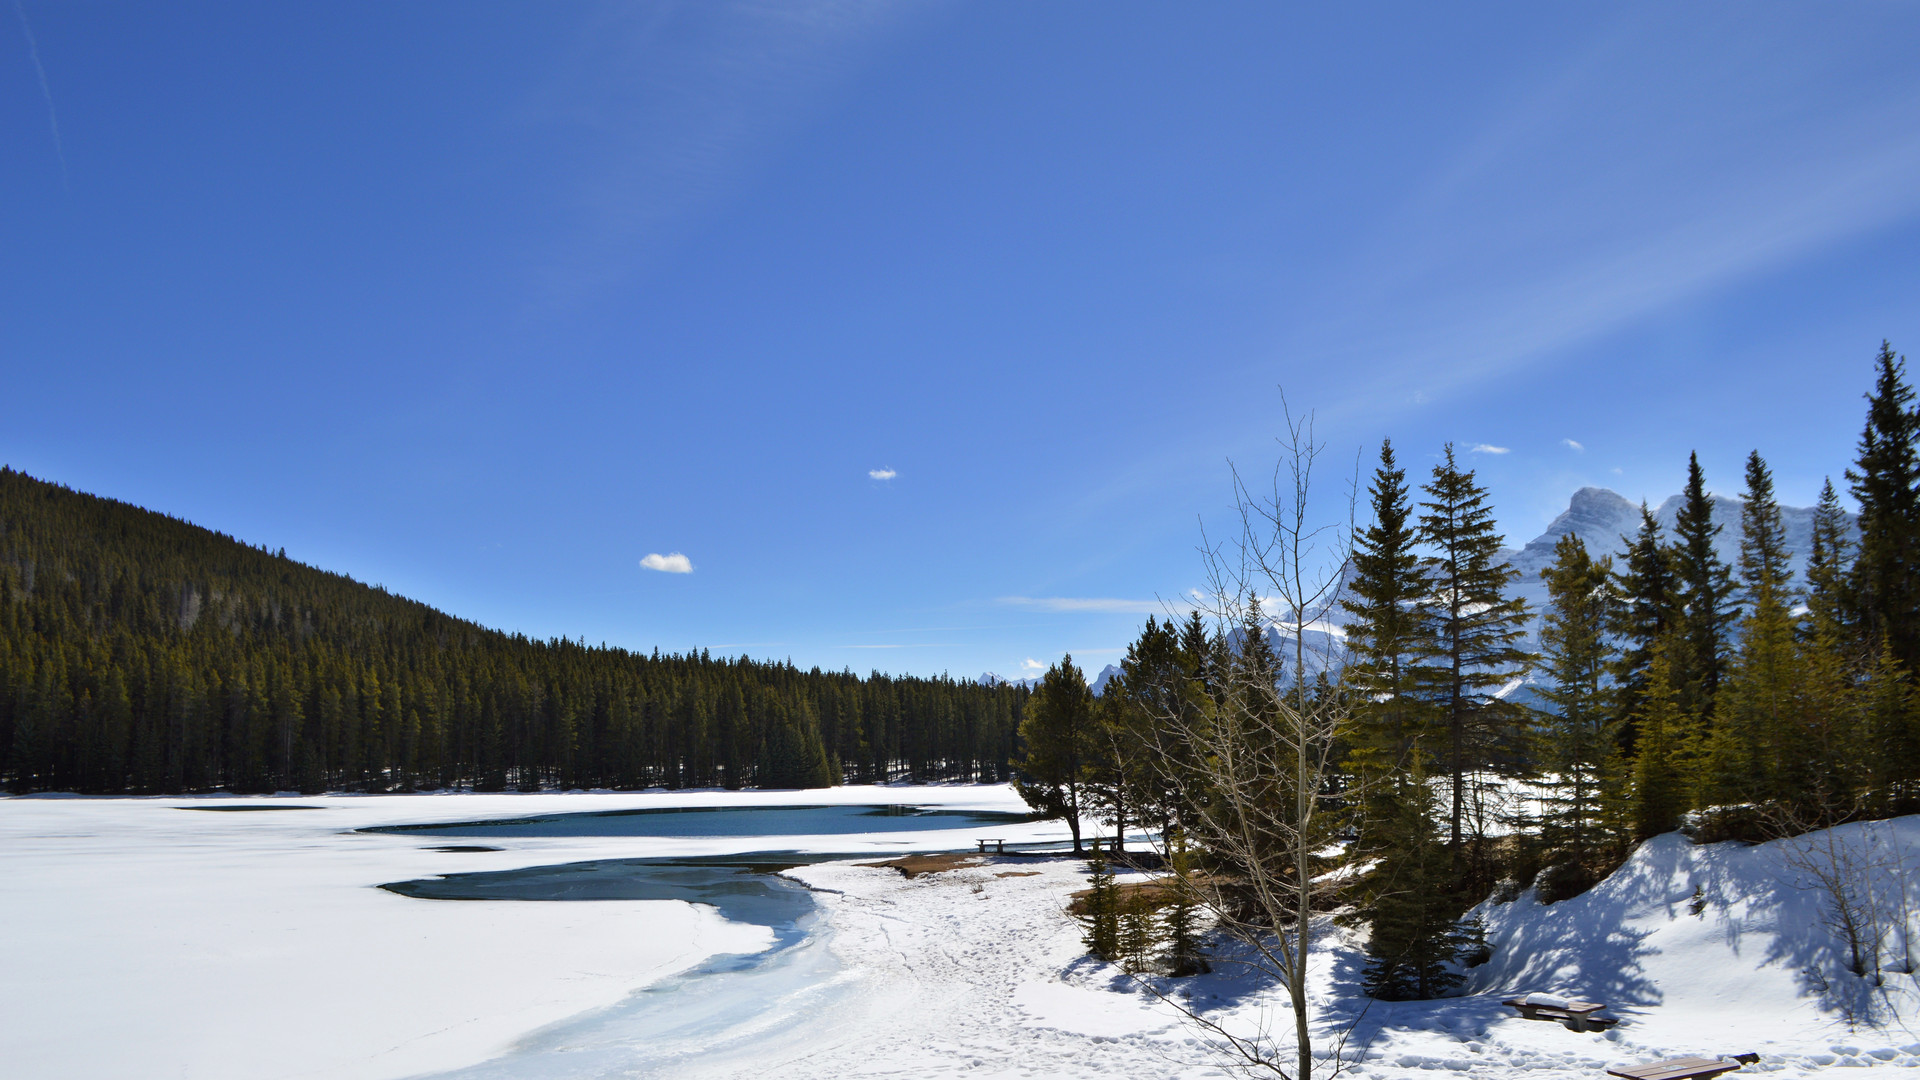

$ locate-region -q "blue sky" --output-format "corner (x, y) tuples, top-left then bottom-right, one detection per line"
(5, 2), (1918, 680)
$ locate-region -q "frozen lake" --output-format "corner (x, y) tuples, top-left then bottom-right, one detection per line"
(0, 785), (1072, 1080)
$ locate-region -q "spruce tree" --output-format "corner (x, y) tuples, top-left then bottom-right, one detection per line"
(1081, 855), (1121, 961)
(1612, 503), (1679, 748)
(1536, 534), (1620, 872)
(1706, 452), (1799, 809)
(1340, 439), (1435, 853)
(1087, 662), (1155, 853)
(1116, 616), (1210, 836)
(1845, 341), (1920, 673)
(1360, 758), (1471, 1000)
(1161, 833), (1210, 976)
(1629, 640), (1698, 839)
(1803, 478), (1856, 650)
(1859, 647), (1920, 814)
(1671, 453), (1738, 724)
(1119, 892), (1159, 974)
(1013, 655), (1095, 854)
(1414, 444), (1532, 856)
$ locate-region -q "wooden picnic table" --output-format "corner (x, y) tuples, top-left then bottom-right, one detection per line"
(1605, 1053), (1759, 1080)
(1501, 995), (1619, 1032)
(975, 838), (1006, 853)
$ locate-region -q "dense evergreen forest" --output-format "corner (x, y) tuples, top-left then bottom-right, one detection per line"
(0, 470), (1026, 794)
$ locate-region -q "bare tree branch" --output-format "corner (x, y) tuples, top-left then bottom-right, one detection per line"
(1132, 399), (1363, 1080)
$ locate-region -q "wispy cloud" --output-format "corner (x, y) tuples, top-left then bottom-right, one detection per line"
(1563, 439), (1585, 452)
(639, 552), (693, 574)
(1470, 444), (1511, 455)
(868, 467), (896, 480)
(12, 0), (67, 185)
(998, 596), (1195, 615)
(1020, 657), (1045, 672)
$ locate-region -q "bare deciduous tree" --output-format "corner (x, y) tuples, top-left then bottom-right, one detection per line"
(1138, 400), (1362, 1080)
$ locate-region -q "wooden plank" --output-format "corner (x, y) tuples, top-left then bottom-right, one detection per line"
(1502, 996), (1604, 1014)
(1606, 1057), (1737, 1080)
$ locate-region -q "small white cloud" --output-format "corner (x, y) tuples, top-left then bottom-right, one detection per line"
(1563, 439), (1585, 452)
(868, 468), (896, 481)
(640, 552), (693, 574)
(1469, 444), (1510, 455)
(1020, 658), (1045, 673)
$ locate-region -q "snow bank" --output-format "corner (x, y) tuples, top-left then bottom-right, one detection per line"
(1462, 819), (1920, 1070)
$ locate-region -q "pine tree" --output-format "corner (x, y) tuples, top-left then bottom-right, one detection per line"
(1086, 665), (1150, 853)
(1630, 640), (1698, 839)
(1341, 439), (1435, 853)
(1536, 534), (1619, 872)
(1859, 646), (1919, 814)
(1671, 453), (1738, 724)
(1845, 341), (1920, 673)
(1119, 615), (1216, 836)
(1706, 452), (1799, 808)
(1795, 619), (1862, 817)
(1414, 444), (1532, 858)
(1360, 757), (1472, 1000)
(1612, 503), (1680, 748)
(1803, 478), (1856, 650)
(1081, 855), (1121, 961)
(1119, 892), (1159, 974)
(1161, 833), (1210, 976)
(1013, 655), (1095, 854)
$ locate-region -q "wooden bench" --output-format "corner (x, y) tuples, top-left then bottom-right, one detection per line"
(1606, 1053), (1759, 1080)
(975, 838), (1006, 853)
(1501, 994), (1619, 1032)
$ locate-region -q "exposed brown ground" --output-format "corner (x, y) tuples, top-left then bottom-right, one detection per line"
(1065, 876), (1186, 916)
(859, 853), (987, 878)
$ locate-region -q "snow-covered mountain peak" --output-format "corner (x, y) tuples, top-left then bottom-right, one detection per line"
(1507, 486), (1645, 578)
(1494, 485), (1855, 648)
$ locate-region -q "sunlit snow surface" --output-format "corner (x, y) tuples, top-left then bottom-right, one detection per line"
(5, 789), (1920, 1079)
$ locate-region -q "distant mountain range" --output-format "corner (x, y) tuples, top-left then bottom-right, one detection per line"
(1497, 486), (1853, 644)
(977, 664), (1123, 695)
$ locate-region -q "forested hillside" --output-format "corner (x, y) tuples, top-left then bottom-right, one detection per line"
(0, 468), (1025, 794)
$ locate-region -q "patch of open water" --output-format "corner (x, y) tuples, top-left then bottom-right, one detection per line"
(360, 802), (1034, 839)
(382, 854), (829, 958)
